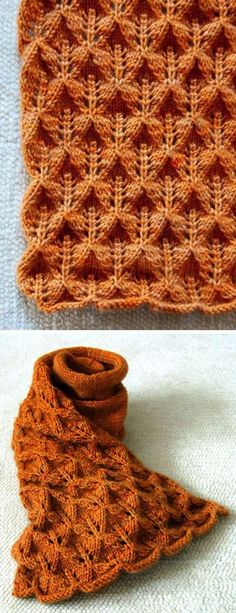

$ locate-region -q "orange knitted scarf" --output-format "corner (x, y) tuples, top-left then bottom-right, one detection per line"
(17, 0), (236, 314)
(12, 347), (228, 603)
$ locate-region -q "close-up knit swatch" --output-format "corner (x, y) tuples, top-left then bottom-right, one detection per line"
(12, 347), (228, 603)
(17, 0), (236, 314)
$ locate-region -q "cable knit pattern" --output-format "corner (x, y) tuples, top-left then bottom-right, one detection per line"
(17, 0), (236, 313)
(12, 347), (228, 603)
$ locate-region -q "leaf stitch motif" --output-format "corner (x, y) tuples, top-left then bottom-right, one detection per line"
(17, 0), (236, 312)
(12, 347), (228, 603)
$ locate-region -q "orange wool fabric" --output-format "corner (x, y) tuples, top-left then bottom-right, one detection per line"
(17, 0), (236, 314)
(12, 347), (228, 603)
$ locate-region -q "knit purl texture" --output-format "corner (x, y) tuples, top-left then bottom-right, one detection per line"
(12, 347), (228, 603)
(17, 0), (236, 313)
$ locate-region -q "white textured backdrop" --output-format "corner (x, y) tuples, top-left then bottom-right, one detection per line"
(1, 1), (236, 330)
(1, 331), (235, 612)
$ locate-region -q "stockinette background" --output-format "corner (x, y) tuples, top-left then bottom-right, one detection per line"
(1, 1), (236, 329)
(1, 331), (235, 612)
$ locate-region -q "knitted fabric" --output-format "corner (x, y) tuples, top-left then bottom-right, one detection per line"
(12, 347), (228, 604)
(17, 0), (236, 314)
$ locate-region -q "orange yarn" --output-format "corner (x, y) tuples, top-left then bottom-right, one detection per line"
(17, 0), (236, 314)
(12, 347), (228, 603)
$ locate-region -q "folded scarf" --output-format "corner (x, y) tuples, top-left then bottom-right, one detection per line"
(12, 347), (228, 603)
(17, 0), (236, 314)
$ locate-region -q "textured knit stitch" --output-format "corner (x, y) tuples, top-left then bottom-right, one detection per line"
(17, 0), (236, 314)
(12, 347), (228, 603)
